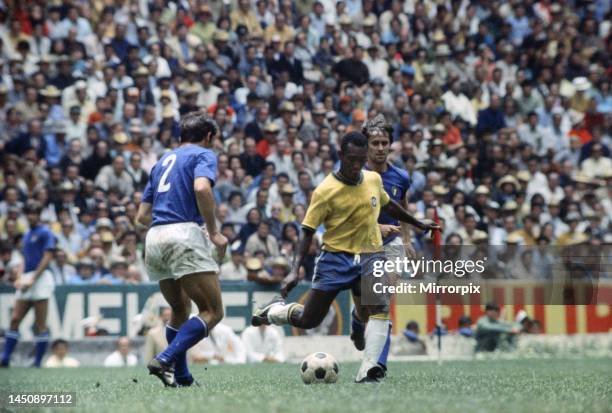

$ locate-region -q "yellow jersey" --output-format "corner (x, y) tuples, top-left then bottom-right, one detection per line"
(302, 171), (390, 254)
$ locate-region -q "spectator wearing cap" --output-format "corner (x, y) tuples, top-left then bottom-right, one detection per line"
(245, 256), (266, 282)
(257, 122), (280, 158)
(190, 5), (216, 44)
(69, 257), (100, 284)
(569, 77), (593, 113)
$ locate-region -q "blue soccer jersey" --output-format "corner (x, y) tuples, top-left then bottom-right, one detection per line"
(143, 145), (218, 227)
(366, 163), (411, 244)
(23, 225), (56, 272)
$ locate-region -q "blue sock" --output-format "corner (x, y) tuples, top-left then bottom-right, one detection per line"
(377, 321), (392, 369)
(351, 309), (365, 336)
(165, 325), (191, 382)
(157, 317), (208, 366)
(33, 331), (49, 368)
(1, 330), (19, 366)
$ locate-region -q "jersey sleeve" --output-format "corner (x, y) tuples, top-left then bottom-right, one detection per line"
(142, 179), (154, 203)
(301, 188), (329, 231)
(402, 170), (411, 194)
(378, 175), (391, 207)
(194, 151), (218, 187)
(43, 228), (56, 251)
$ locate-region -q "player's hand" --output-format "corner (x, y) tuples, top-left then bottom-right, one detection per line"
(379, 224), (401, 238)
(418, 219), (441, 236)
(210, 231), (228, 259)
(13, 278), (23, 290)
(18, 277), (34, 291)
(280, 271), (299, 298)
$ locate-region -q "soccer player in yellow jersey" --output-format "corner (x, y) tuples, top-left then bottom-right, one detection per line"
(251, 132), (438, 382)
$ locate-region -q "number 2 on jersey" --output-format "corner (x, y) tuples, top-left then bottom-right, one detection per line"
(157, 154), (177, 193)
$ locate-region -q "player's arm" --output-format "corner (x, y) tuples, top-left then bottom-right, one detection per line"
(18, 250), (54, 291)
(399, 194), (412, 243)
(195, 176), (228, 258)
(135, 202), (153, 228)
(381, 199), (439, 234)
(280, 226), (315, 298)
(21, 239), (54, 290)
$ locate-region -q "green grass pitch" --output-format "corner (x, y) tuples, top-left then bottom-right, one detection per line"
(1, 358), (611, 413)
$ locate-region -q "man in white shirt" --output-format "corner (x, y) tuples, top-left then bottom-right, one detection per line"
(103, 337), (138, 367)
(44, 339), (80, 368)
(581, 143), (612, 178)
(441, 79), (477, 126)
(189, 323), (247, 364)
(241, 325), (285, 363)
(219, 247), (247, 280)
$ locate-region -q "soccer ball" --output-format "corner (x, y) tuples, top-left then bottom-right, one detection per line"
(300, 352), (339, 384)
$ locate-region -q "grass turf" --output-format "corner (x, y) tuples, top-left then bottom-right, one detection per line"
(1, 358), (611, 413)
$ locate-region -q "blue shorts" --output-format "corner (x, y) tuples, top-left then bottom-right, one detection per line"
(312, 251), (385, 293)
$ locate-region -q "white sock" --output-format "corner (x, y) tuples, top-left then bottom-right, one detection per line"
(267, 303), (302, 325)
(355, 316), (391, 381)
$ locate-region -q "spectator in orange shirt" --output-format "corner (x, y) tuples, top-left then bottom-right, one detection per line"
(440, 111), (463, 150)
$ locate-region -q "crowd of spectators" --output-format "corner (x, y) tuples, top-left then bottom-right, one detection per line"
(0, 0), (610, 287)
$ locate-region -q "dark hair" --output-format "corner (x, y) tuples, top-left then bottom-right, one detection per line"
(340, 132), (368, 152)
(25, 200), (43, 215)
(180, 111), (218, 143)
(406, 320), (419, 331)
(362, 114), (394, 142)
(51, 339), (69, 349)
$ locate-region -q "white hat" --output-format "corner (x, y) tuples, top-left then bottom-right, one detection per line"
(572, 77), (591, 92)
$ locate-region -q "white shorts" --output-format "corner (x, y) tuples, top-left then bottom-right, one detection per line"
(145, 222), (219, 281)
(15, 270), (55, 301)
(384, 237), (412, 278)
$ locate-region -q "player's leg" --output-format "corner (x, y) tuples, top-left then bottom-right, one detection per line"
(265, 288), (338, 329)
(254, 251), (351, 328)
(355, 253), (393, 383)
(32, 299), (50, 368)
(156, 272), (223, 369)
(355, 307), (392, 383)
(1, 299), (32, 367)
(158, 279), (194, 386)
(350, 292), (368, 351)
